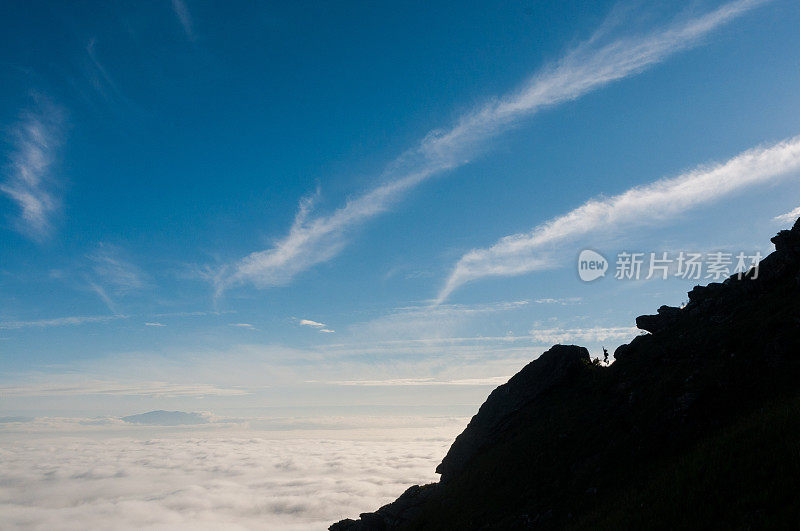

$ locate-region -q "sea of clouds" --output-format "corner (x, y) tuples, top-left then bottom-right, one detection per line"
(0, 417), (465, 530)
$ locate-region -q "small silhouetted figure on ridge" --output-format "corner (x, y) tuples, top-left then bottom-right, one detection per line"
(602, 347), (609, 365)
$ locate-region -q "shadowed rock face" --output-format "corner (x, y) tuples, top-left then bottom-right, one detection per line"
(436, 345), (589, 483)
(330, 345), (590, 531)
(331, 218), (800, 531)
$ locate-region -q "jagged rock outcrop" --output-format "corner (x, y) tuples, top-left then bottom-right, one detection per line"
(634, 305), (680, 333)
(436, 345), (589, 483)
(629, 218), (800, 342)
(330, 485), (439, 531)
(331, 218), (800, 530)
(331, 345), (590, 531)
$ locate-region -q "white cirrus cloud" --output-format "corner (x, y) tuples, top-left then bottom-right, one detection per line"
(230, 323), (257, 330)
(321, 376), (511, 387)
(88, 244), (146, 292)
(1, 100), (65, 240)
(534, 297), (582, 305)
(774, 206), (800, 224)
(86, 243), (148, 313)
(152, 310), (234, 318)
(0, 379), (247, 398)
(170, 0), (195, 40)
(526, 326), (641, 345)
(297, 319), (335, 333)
(299, 319), (326, 328)
(0, 315), (126, 330)
(84, 39), (128, 106)
(347, 300), (529, 342)
(438, 135), (800, 302)
(216, 0), (765, 294)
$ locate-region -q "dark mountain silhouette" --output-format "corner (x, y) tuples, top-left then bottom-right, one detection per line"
(331, 219), (800, 530)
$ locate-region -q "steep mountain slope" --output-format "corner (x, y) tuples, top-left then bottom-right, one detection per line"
(331, 219), (800, 530)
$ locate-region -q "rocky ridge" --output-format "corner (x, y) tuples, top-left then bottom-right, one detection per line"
(331, 219), (800, 530)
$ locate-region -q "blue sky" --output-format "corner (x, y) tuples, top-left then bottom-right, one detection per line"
(2, 0), (800, 417)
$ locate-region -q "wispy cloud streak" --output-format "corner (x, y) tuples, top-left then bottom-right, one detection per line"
(775, 206), (800, 224)
(0, 379), (245, 397)
(86, 243), (147, 313)
(230, 322), (257, 330)
(171, 0), (196, 40)
(321, 376), (511, 387)
(0, 315), (126, 330)
(218, 0), (765, 294)
(1, 101), (65, 240)
(526, 326), (640, 345)
(438, 135), (800, 301)
(297, 318), (335, 333)
(299, 319), (327, 328)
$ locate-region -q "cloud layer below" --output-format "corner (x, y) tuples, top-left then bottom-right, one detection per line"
(0, 424), (461, 530)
